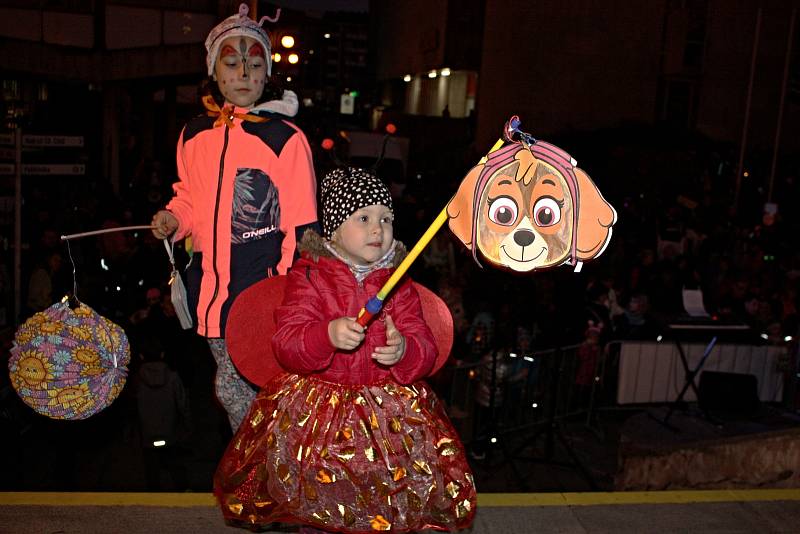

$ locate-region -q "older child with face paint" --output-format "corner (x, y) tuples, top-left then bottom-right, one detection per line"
(151, 4), (319, 432)
(214, 168), (476, 534)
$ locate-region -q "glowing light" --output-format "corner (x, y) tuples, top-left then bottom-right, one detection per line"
(656, 335), (663, 342)
(403, 74), (411, 82)
(115, 286), (121, 292)
(288, 53), (299, 64)
(100, 259), (109, 271)
(785, 336), (793, 342)
(281, 35), (295, 48)
(760, 333), (769, 340)
(273, 53), (282, 63)
(286, 76), (292, 82)
(523, 356), (534, 362)
(440, 68), (451, 76)
(427, 70), (437, 78)
(153, 440), (166, 447)
(323, 33), (331, 39)
(509, 352), (518, 358)
(532, 403), (538, 408)
(489, 437), (497, 444)
(743, 171), (749, 177)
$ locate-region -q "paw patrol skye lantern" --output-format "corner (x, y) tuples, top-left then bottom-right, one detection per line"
(447, 116), (616, 272)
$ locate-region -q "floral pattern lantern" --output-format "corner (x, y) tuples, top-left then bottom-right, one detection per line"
(8, 299), (130, 420)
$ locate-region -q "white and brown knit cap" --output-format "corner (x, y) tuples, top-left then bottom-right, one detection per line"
(321, 167), (393, 239)
(205, 3), (278, 76)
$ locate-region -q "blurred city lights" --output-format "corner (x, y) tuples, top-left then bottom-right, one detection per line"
(273, 53), (282, 63)
(427, 70), (437, 78)
(286, 76), (292, 82)
(440, 67), (451, 76)
(403, 74), (411, 82)
(281, 35), (295, 48)
(323, 33), (331, 39)
(288, 53), (299, 64)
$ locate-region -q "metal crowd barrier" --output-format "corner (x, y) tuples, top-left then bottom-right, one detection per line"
(431, 343), (610, 444)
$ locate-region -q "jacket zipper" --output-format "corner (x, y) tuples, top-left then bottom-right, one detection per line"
(204, 125), (229, 334)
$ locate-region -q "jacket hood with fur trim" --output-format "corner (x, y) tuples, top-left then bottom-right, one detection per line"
(297, 229), (408, 268)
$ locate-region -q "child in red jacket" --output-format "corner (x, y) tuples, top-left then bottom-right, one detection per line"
(214, 168), (475, 533)
(151, 4), (318, 431)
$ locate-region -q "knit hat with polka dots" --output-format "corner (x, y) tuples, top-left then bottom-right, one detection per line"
(321, 167), (393, 239)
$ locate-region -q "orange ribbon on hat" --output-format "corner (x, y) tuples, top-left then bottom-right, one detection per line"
(202, 95), (269, 129)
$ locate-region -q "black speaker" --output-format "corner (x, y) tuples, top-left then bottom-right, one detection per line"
(698, 371), (760, 416)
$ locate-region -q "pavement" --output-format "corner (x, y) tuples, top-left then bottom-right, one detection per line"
(2, 490), (800, 533)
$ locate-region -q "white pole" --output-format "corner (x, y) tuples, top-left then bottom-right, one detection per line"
(767, 8), (796, 204)
(734, 7), (762, 213)
(13, 127), (21, 326)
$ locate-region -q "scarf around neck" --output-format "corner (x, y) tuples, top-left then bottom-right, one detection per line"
(324, 240), (397, 283)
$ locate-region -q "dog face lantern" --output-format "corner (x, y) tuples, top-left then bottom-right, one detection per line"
(447, 130), (616, 273)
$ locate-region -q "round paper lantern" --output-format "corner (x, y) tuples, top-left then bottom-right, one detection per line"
(8, 299), (130, 420)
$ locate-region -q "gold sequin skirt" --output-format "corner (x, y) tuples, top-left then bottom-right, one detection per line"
(214, 373), (476, 532)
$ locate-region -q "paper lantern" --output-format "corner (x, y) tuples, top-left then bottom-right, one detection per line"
(8, 299), (130, 420)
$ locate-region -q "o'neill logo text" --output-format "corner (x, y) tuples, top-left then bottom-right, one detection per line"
(242, 225), (277, 239)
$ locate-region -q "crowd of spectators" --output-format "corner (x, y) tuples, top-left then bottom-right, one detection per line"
(2, 120), (799, 490)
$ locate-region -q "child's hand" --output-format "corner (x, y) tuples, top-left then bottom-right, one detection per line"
(152, 210), (179, 239)
(328, 317), (365, 351)
(372, 314), (406, 366)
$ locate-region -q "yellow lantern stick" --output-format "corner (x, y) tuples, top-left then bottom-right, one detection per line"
(356, 138), (505, 326)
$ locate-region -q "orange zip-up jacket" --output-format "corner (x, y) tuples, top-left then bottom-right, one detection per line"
(167, 98), (318, 338)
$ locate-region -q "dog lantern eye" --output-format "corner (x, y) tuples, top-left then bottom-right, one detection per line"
(533, 197), (562, 227)
(487, 196), (518, 226)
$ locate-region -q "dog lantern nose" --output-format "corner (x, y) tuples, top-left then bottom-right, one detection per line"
(513, 229), (535, 247)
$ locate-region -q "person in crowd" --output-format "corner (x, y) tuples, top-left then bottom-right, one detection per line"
(133, 336), (191, 491)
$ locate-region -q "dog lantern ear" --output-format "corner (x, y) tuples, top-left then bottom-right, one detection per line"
(574, 167), (617, 261)
(446, 163), (483, 247)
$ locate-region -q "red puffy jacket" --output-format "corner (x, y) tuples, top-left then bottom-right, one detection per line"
(271, 238), (436, 386)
